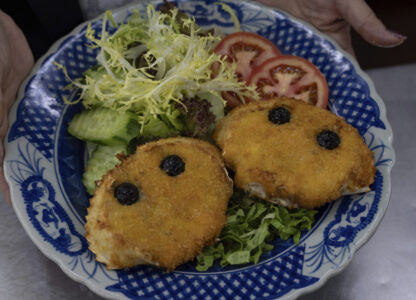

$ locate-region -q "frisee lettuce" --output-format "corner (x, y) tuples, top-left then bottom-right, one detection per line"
(59, 5), (256, 135)
(196, 190), (317, 271)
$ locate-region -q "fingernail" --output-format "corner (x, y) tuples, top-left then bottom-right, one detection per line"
(386, 29), (407, 40)
(372, 29), (407, 48)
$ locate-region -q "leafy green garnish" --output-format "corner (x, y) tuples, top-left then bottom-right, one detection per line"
(58, 4), (256, 137)
(196, 190), (317, 271)
(175, 96), (216, 139)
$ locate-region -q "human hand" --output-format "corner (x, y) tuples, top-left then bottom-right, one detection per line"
(256, 0), (406, 56)
(0, 10), (34, 203)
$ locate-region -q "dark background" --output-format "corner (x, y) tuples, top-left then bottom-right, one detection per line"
(352, 0), (416, 69)
(1, 0), (415, 69)
(1, 0), (84, 60)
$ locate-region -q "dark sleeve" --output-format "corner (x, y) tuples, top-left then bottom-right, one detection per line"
(1, 0), (83, 59)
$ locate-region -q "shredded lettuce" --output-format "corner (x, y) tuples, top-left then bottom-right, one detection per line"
(62, 5), (256, 135)
(196, 190), (317, 271)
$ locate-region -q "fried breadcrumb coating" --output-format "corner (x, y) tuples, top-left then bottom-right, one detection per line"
(86, 137), (232, 270)
(214, 97), (375, 209)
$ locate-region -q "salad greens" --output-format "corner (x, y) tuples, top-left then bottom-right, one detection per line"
(196, 190), (317, 271)
(58, 4), (255, 137)
(175, 96), (216, 139)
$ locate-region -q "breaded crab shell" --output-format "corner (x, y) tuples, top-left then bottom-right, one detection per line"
(213, 97), (375, 209)
(85, 137), (233, 271)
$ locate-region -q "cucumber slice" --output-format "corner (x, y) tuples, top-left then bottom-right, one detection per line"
(82, 144), (126, 195)
(142, 116), (178, 139)
(68, 107), (140, 145)
(85, 141), (98, 158)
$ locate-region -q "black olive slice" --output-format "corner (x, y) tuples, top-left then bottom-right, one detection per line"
(317, 130), (340, 150)
(114, 182), (140, 205)
(268, 107), (291, 125)
(160, 155), (185, 176)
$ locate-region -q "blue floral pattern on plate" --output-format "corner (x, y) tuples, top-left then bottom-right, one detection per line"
(4, 0), (394, 299)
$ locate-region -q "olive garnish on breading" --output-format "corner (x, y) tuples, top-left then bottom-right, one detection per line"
(268, 107), (291, 125)
(160, 155), (185, 176)
(114, 182), (140, 205)
(316, 130), (340, 150)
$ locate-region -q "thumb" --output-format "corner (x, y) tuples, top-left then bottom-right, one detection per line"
(0, 95), (11, 205)
(340, 0), (406, 47)
(0, 142), (11, 205)
(0, 171), (11, 205)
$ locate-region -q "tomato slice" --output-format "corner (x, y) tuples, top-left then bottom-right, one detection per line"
(214, 32), (281, 82)
(247, 55), (329, 108)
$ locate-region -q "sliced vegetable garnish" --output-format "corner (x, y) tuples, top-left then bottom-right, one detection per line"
(214, 32), (281, 82)
(83, 144), (127, 195)
(248, 55), (329, 108)
(68, 107), (139, 145)
(213, 32), (280, 109)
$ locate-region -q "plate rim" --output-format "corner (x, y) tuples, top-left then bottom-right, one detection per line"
(4, 0), (395, 299)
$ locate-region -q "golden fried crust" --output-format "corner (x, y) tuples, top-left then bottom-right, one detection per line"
(213, 97), (375, 209)
(85, 137), (232, 271)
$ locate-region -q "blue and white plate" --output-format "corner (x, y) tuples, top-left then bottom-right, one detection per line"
(4, 0), (394, 299)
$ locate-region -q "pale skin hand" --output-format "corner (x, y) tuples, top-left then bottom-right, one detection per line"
(0, 10), (34, 203)
(256, 0), (406, 55)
